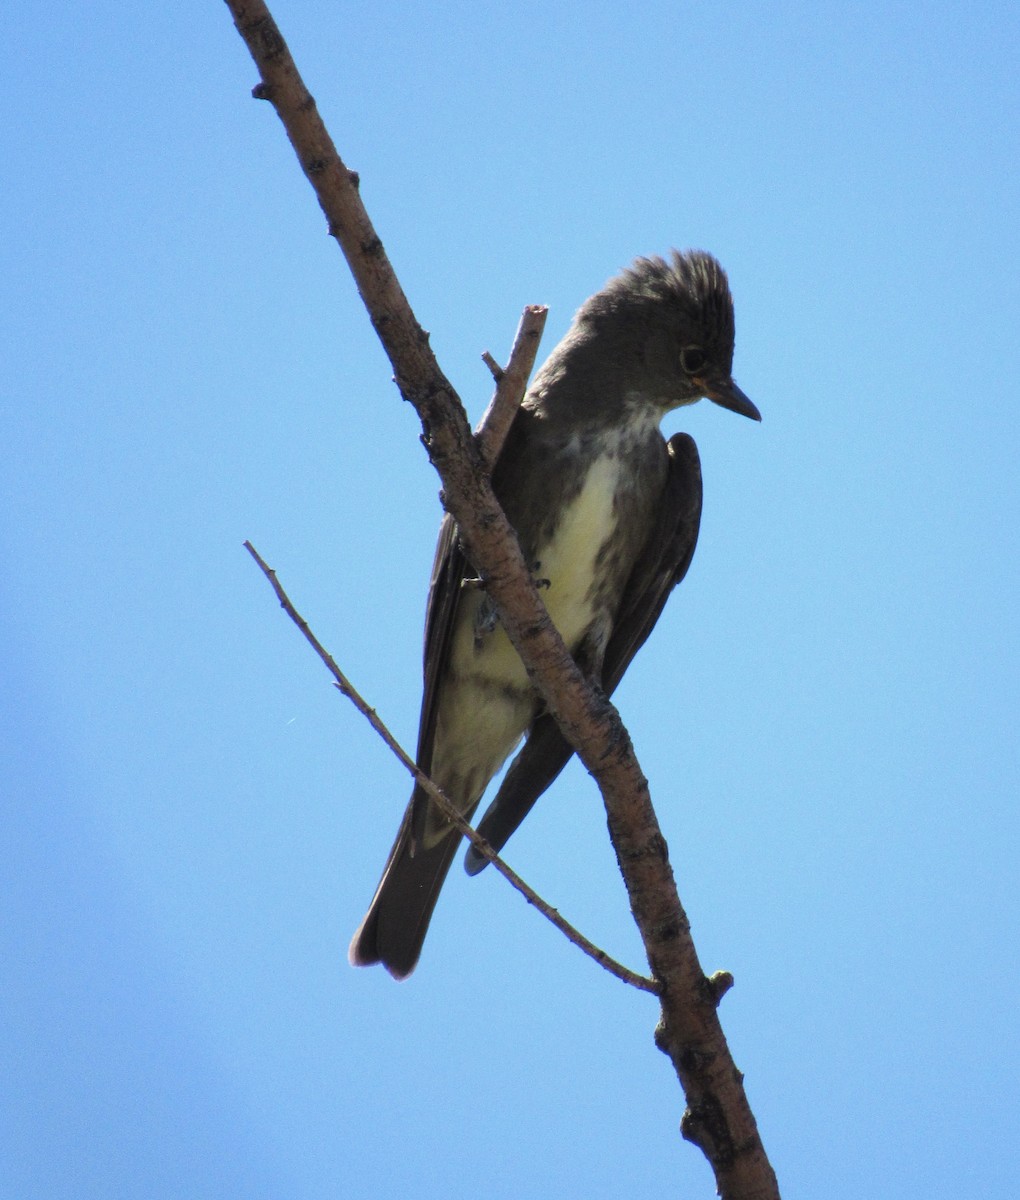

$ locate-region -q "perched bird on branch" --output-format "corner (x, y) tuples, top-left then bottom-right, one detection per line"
(350, 250), (760, 978)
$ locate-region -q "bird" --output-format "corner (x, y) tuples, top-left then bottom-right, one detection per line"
(349, 249), (760, 979)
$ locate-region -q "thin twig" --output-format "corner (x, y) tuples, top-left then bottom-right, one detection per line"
(244, 539), (658, 994)
(474, 304), (548, 470)
(481, 350), (502, 381)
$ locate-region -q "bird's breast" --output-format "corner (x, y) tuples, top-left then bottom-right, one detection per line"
(448, 449), (630, 690)
(532, 452), (622, 646)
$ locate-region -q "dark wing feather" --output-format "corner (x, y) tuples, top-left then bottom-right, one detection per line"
(417, 513), (466, 769)
(464, 432), (703, 873)
(408, 511), (470, 846)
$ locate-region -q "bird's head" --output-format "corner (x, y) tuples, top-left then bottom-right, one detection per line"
(578, 249), (761, 422)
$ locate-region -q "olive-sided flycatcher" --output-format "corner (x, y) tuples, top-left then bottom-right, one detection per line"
(350, 249), (760, 978)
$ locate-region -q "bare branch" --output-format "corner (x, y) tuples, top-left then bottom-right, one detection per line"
(243, 540), (657, 994)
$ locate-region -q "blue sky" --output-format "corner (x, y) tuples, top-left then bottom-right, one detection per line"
(3, 1), (1018, 1196)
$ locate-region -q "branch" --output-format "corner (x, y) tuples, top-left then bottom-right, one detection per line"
(474, 304), (547, 469)
(223, 4), (778, 1196)
(243, 540), (656, 994)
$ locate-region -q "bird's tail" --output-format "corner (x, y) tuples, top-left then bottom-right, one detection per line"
(348, 795), (464, 979)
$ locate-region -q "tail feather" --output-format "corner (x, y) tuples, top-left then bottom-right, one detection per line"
(348, 800), (464, 979)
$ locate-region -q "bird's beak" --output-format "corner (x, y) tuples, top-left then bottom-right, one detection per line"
(704, 378), (762, 422)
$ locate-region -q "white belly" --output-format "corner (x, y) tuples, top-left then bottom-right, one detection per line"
(449, 451), (622, 689)
(532, 452), (621, 646)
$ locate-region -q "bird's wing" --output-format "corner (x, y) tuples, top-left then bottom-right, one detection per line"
(465, 432), (703, 873)
(407, 509), (469, 841)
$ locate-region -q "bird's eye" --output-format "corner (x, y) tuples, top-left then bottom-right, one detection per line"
(680, 345), (707, 375)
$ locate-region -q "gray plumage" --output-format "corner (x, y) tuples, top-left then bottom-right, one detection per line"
(349, 250), (759, 978)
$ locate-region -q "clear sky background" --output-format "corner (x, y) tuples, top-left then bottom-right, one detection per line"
(3, 2), (1018, 1197)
